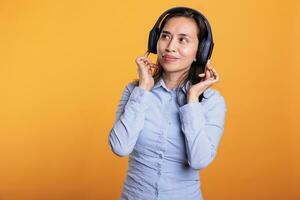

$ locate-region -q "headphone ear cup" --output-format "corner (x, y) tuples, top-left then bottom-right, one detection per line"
(148, 28), (159, 54)
(199, 40), (213, 66)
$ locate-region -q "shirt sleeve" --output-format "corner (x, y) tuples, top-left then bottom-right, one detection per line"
(108, 83), (151, 157)
(178, 92), (227, 170)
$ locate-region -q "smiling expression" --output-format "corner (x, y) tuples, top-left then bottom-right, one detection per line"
(157, 16), (199, 75)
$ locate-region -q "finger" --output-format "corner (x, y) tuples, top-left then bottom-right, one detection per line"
(206, 77), (217, 85)
(205, 61), (213, 75)
(207, 60), (214, 71)
(139, 56), (150, 63)
(207, 65), (212, 70)
(205, 66), (214, 78)
(207, 61), (215, 76)
(205, 68), (211, 79)
(149, 66), (155, 73)
(208, 72), (219, 83)
(206, 59), (212, 68)
(137, 57), (151, 67)
(144, 58), (158, 69)
(144, 51), (150, 58)
(214, 70), (220, 82)
(144, 57), (153, 65)
(210, 67), (219, 79)
(208, 68), (214, 78)
(136, 57), (146, 65)
(150, 63), (158, 68)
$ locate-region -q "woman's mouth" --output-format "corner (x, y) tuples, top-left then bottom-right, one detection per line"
(163, 55), (179, 62)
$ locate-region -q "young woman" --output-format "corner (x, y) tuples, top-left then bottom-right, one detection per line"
(109, 7), (227, 200)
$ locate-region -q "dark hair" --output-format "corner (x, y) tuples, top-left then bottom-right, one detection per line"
(133, 8), (209, 106)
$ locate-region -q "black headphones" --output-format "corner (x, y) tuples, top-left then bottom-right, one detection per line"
(148, 6), (214, 66)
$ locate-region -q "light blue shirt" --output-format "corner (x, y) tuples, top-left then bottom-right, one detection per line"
(109, 76), (227, 200)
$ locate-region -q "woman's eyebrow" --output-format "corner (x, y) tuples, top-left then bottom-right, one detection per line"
(162, 30), (191, 38)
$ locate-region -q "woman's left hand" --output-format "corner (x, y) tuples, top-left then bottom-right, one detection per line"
(187, 59), (220, 103)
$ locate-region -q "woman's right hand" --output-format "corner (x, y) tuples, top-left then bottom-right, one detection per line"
(135, 51), (157, 91)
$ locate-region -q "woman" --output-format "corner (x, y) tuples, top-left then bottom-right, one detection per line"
(109, 7), (227, 200)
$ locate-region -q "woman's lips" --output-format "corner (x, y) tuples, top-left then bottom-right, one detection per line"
(163, 55), (179, 62)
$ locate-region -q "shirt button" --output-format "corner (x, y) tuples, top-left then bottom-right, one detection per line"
(159, 154), (163, 159)
(158, 171), (161, 175)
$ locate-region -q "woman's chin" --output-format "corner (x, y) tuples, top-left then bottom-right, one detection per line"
(159, 61), (178, 68)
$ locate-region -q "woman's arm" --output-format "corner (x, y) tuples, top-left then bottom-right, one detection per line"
(108, 83), (151, 157)
(178, 92), (227, 170)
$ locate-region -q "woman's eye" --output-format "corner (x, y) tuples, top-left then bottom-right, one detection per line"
(161, 34), (170, 39)
(179, 37), (188, 43)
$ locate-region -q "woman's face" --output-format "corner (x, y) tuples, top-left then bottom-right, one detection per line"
(157, 16), (199, 75)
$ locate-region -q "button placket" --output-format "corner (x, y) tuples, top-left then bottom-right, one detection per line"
(154, 182), (159, 196)
(158, 152), (164, 159)
(169, 93), (172, 102)
(156, 163), (161, 168)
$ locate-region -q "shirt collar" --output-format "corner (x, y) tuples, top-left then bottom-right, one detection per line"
(153, 76), (191, 94)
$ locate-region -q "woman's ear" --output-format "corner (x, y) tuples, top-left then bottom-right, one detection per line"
(193, 58), (197, 62)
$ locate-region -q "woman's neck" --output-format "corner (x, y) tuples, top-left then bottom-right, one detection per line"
(162, 73), (181, 90)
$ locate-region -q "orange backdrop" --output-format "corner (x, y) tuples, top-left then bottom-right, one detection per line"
(0, 0), (299, 200)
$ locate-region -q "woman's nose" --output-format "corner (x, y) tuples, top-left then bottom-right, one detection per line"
(166, 38), (177, 52)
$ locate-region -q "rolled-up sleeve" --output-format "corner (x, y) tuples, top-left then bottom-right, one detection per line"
(179, 94), (227, 170)
(108, 84), (151, 157)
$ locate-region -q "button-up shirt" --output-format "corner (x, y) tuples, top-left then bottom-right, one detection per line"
(109, 76), (227, 200)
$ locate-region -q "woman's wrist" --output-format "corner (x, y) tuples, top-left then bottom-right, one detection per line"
(187, 89), (205, 103)
(187, 95), (199, 103)
(138, 84), (150, 91)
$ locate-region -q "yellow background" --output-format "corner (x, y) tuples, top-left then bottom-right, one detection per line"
(0, 0), (299, 199)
